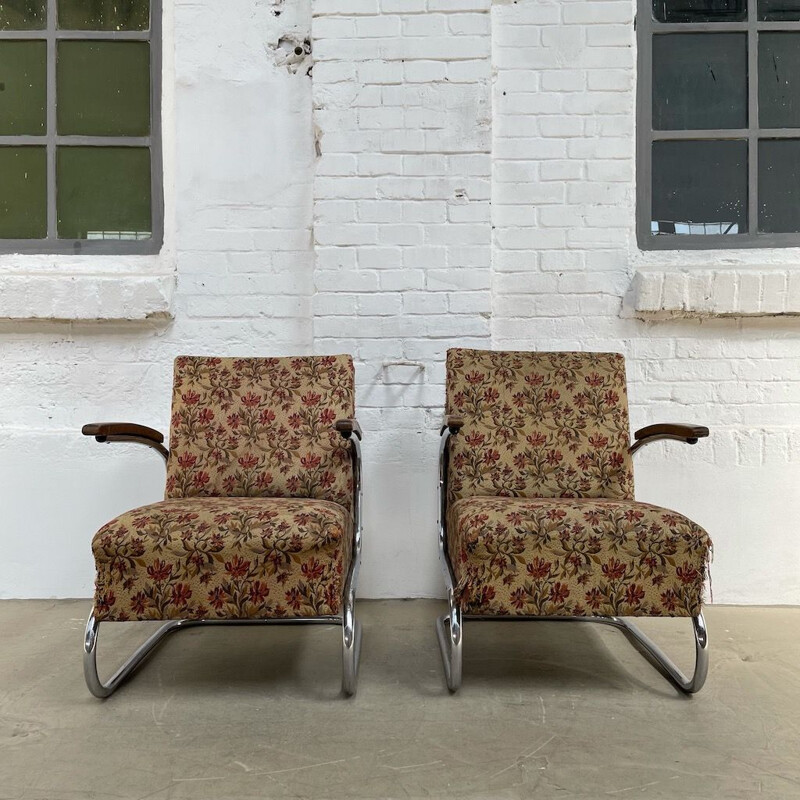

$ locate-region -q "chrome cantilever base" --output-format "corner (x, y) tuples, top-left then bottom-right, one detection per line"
(84, 612), (363, 699)
(436, 610), (708, 695)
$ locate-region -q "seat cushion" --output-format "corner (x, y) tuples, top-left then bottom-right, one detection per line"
(92, 497), (352, 621)
(448, 497), (711, 618)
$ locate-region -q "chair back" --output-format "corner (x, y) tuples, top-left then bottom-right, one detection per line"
(166, 355), (355, 511)
(446, 348), (634, 502)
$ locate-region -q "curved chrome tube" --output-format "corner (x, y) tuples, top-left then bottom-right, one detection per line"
(84, 613), (344, 699)
(341, 432), (364, 696)
(435, 428), (463, 692)
(435, 602), (462, 693)
(434, 611), (709, 695)
(84, 614), (186, 698)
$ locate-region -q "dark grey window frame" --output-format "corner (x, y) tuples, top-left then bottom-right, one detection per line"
(637, 0), (800, 249)
(0, 0), (162, 255)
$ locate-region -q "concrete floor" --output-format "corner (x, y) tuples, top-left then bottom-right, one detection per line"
(0, 602), (798, 800)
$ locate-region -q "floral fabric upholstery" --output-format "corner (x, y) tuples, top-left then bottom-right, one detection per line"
(444, 349), (711, 619)
(93, 497), (352, 621)
(448, 497), (711, 617)
(446, 349), (634, 503)
(166, 355), (354, 513)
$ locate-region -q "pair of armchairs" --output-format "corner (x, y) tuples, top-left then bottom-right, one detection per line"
(82, 350), (711, 699)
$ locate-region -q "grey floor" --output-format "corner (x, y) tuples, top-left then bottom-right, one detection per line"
(0, 601), (798, 800)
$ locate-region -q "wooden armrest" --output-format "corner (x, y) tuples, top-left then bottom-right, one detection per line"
(335, 418), (363, 440)
(440, 414), (465, 435)
(634, 423), (709, 443)
(82, 422), (165, 443)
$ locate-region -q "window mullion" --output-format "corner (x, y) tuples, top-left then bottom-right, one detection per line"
(638, 5), (655, 244)
(46, 0), (57, 240)
(748, 0), (759, 235)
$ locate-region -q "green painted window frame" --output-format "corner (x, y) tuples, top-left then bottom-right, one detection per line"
(637, 0), (800, 249)
(0, 0), (162, 255)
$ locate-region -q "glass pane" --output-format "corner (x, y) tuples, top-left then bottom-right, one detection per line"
(0, 0), (46, 30)
(58, 0), (149, 30)
(57, 41), (150, 136)
(759, 34), (800, 128)
(0, 41), (46, 135)
(759, 0), (800, 20)
(653, 34), (747, 130)
(0, 147), (46, 238)
(653, 0), (745, 22)
(652, 140), (747, 235)
(57, 147), (151, 240)
(759, 139), (800, 233)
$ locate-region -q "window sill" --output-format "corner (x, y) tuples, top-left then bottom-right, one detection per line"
(629, 267), (800, 318)
(0, 269), (175, 321)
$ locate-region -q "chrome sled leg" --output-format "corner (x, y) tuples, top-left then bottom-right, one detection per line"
(84, 613), (191, 699)
(435, 611), (708, 695)
(84, 609), (364, 699)
(435, 601), (463, 692)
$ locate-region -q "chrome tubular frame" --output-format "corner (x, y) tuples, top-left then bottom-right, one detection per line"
(435, 427), (709, 695)
(436, 428), (462, 692)
(84, 431), (363, 700)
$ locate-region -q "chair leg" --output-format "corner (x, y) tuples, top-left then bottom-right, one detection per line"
(341, 587), (362, 696)
(435, 599), (463, 692)
(84, 610), (352, 699)
(435, 611), (708, 695)
(83, 611), (188, 699)
(610, 612), (709, 694)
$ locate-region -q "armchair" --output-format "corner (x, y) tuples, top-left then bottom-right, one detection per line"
(436, 349), (712, 694)
(81, 355), (363, 698)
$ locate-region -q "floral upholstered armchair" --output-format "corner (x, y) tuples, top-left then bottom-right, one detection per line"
(436, 349), (711, 693)
(81, 355), (363, 698)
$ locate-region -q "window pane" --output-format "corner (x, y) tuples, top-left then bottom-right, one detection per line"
(652, 140), (747, 235)
(653, 0), (745, 22)
(759, 139), (800, 233)
(758, 0), (800, 20)
(0, 41), (46, 135)
(0, 0), (46, 29)
(58, 0), (149, 30)
(57, 41), (150, 136)
(57, 147), (151, 240)
(0, 147), (46, 238)
(759, 33), (800, 128)
(653, 34), (747, 131)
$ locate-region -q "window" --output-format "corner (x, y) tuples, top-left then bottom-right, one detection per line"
(637, 0), (800, 248)
(0, 0), (162, 254)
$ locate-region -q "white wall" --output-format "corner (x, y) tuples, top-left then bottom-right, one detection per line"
(0, 0), (316, 597)
(1, 0), (799, 604)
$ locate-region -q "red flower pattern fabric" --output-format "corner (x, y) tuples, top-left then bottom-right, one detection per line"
(445, 349), (711, 618)
(91, 354), (357, 621)
(166, 355), (354, 513)
(446, 349), (634, 503)
(93, 498), (351, 621)
(448, 497), (711, 617)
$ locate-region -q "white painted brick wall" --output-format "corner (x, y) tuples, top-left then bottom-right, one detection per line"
(312, 0), (492, 597)
(2, 0), (799, 606)
(492, 0), (800, 605)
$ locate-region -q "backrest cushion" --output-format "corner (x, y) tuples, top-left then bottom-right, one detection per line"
(166, 355), (355, 512)
(446, 349), (634, 502)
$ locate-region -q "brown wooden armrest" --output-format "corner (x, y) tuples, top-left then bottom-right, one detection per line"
(82, 422), (165, 443)
(440, 414), (465, 435)
(335, 418), (363, 440)
(634, 423), (709, 444)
